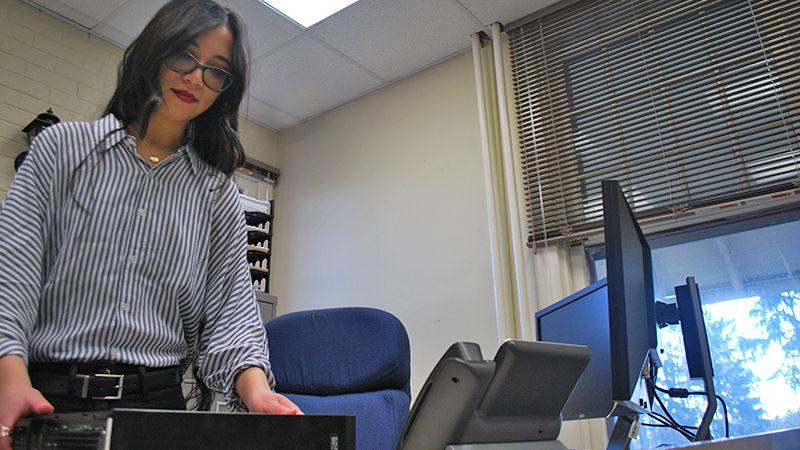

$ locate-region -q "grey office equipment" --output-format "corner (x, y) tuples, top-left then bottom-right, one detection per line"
(396, 340), (590, 450)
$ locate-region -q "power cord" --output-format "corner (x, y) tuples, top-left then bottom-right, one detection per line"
(714, 395), (730, 438)
(640, 421), (698, 430)
(642, 409), (696, 437)
(647, 387), (696, 441)
(648, 381), (730, 438)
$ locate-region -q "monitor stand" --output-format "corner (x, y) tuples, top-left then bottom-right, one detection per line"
(606, 399), (648, 450)
(606, 415), (639, 450)
(606, 350), (660, 450)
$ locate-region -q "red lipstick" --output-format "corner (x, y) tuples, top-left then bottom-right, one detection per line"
(172, 89), (197, 103)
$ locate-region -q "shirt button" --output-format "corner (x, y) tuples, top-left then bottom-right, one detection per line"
(110, 348), (120, 359)
(137, 208), (146, 217)
(127, 255), (137, 264)
(121, 302), (129, 311)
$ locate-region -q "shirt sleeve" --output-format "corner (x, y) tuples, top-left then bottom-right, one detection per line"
(0, 129), (58, 363)
(196, 179), (275, 410)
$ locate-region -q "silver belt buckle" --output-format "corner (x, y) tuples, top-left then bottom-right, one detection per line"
(78, 373), (125, 400)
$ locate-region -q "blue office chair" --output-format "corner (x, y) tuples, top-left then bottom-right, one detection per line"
(265, 307), (411, 450)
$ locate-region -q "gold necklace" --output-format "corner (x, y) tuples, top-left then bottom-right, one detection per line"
(139, 139), (168, 164)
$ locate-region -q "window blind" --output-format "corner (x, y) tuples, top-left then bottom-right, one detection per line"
(508, 0), (800, 246)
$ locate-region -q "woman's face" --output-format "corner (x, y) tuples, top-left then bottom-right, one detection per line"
(157, 24), (234, 124)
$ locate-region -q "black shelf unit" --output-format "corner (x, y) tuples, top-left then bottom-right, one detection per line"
(242, 197), (273, 293)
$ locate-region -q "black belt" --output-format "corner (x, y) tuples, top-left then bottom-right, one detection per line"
(30, 364), (182, 400)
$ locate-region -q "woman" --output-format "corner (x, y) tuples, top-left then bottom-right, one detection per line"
(0, 0), (301, 444)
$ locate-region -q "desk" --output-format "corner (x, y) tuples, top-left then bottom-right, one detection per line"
(665, 427), (800, 449)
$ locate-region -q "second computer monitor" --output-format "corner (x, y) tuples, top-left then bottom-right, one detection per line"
(535, 279), (612, 419)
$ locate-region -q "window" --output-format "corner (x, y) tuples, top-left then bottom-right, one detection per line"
(508, 0), (800, 246)
(589, 207), (800, 446)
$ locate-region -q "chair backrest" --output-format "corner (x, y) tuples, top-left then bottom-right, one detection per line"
(265, 307), (411, 396)
(265, 307), (411, 450)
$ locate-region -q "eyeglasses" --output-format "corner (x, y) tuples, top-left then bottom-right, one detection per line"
(164, 51), (235, 93)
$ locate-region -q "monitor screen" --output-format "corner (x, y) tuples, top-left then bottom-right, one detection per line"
(535, 279), (612, 419)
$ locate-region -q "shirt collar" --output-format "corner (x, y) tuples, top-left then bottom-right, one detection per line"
(91, 114), (204, 175)
(91, 114), (127, 152)
(182, 141), (206, 176)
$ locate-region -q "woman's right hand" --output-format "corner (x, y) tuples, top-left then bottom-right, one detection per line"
(0, 386), (53, 450)
(0, 356), (54, 450)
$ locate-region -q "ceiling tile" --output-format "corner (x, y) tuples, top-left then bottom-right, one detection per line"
(91, 22), (134, 48)
(310, 0), (481, 81)
(28, 0), (128, 28)
(101, 0), (169, 39)
(456, 0), (562, 27)
(224, 0), (304, 59)
(242, 96), (300, 131)
(250, 35), (383, 120)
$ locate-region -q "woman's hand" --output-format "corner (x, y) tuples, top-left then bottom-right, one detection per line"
(243, 388), (303, 415)
(0, 356), (54, 450)
(234, 366), (303, 415)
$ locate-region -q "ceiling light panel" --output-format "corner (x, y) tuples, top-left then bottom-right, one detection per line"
(259, 0), (359, 28)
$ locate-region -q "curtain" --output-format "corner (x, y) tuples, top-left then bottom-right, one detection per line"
(527, 241), (609, 449)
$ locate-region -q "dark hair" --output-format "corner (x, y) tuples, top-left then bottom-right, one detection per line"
(104, 0), (249, 177)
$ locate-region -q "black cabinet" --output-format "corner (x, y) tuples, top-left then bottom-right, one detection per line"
(241, 196), (273, 293)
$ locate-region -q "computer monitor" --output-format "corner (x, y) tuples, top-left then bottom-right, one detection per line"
(535, 279), (612, 419)
(535, 179), (657, 419)
(603, 180), (657, 401)
(675, 278), (714, 381)
(675, 276), (717, 441)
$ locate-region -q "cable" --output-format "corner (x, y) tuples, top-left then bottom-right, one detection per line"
(649, 382), (671, 395)
(641, 423), (674, 428)
(715, 395), (729, 438)
(665, 387), (730, 438)
(648, 380), (732, 438)
(648, 380), (701, 440)
(644, 412), (676, 429)
(647, 411), (693, 431)
(648, 410), (695, 440)
(643, 412), (695, 449)
(648, 418), (694, 441)
(649, 389), (696, 441)
(684, 391), (730, 438)
(651, 387), (681, 426)
(648, 380), (696, 437)
(641, 422), (698, 430)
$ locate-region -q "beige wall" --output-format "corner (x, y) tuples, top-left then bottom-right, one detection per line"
(0, 0), (277, 196)
(238, 117), (278, 167)
(274, 50), (500, 397)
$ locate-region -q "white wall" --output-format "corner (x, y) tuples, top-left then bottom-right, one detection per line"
(0, 0), (277, 197)
(273, 50), (500, 396)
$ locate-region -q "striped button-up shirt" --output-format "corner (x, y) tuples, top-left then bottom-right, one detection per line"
(0, 114), (274, 403)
